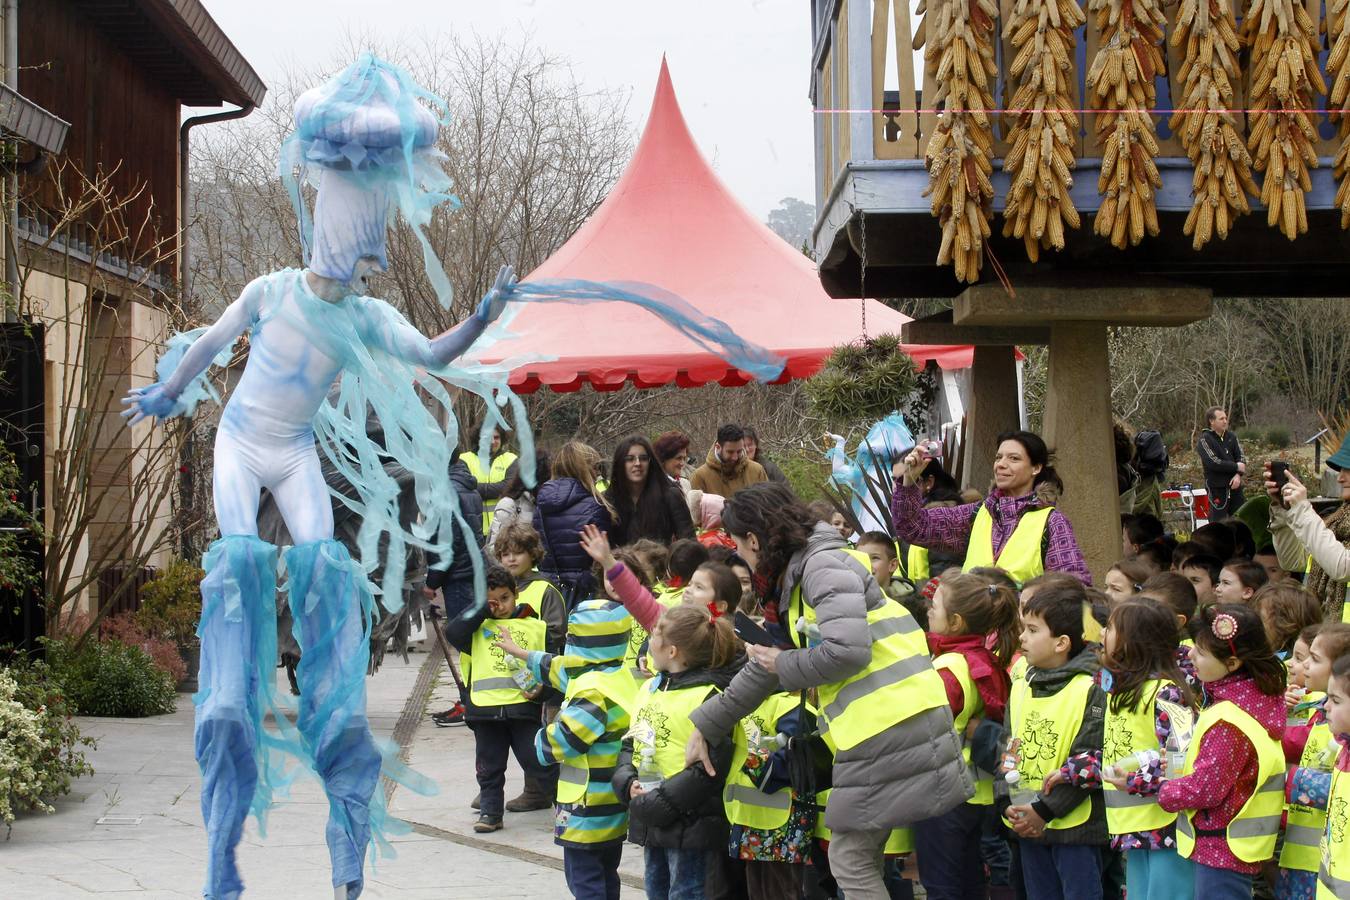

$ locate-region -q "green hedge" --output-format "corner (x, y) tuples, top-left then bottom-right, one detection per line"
(44, 637), (176, 718)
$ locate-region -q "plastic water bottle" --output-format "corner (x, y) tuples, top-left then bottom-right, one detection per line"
(795, 616), (822, 648)
(636, 747), (662, 792)
(1165, 731), (1186, 776)
(507, 656), (541, 693)
(1005, 768), (1036, 807)
(1105, 749), (1161, 780)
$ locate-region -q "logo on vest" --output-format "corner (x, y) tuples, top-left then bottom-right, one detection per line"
(1330, 796), (1348, 848)
(1103, 716), (1134, 766)
(633, 704), (671, 751)
(1019, 711), (1062, 768)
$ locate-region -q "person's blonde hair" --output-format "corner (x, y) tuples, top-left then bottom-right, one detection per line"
(551, 440), (613, 515)
(656, 604), (740, 670)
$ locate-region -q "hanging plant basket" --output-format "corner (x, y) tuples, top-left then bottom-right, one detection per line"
(805, 335), (919, 427)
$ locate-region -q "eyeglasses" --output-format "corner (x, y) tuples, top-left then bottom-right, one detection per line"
(624, 455), (650, 464)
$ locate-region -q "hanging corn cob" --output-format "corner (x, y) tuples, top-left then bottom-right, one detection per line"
(1170, 0), (1257, 248)
(921, 0), (999, 282)
(1243, 0), (1325, 240)
(1087, 0), (1167, 247)
(1326, 0), (1350, 226)
(1000, 0), (1086, 262)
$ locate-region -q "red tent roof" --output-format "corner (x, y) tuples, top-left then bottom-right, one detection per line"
(473, 59), (974, 394)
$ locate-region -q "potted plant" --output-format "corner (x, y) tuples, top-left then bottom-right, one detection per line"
(135, 560), (204, 692)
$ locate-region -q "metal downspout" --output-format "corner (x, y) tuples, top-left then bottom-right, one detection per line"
(5, 0), (18, 323)
(178, 104), (253, 307)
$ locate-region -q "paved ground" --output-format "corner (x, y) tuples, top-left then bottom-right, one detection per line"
(0, 633), (645, 898)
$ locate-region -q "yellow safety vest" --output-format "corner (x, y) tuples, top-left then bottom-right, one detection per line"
(1319, 761), (1350, 898)
(963, 505), (1055, 586)
(1006, 672), (1095, 830)
(787, 548), (947, 752)
(1283, 719), (1339, 873)
(465, 616), (547, 707)
(631, 678), (728, 779)
(1009, 654), (1029, 683)
(1101, 679), (1187, 835)
(461, 450), (518, 533)
(934, 652), (994, 805)
(724, 693), (800, 830)
(814, 788), (914, 853)
(1175, 700), (1285, 863)
(556, 668), (639, 804)
(625, 588), (683, 680)
(907, 544), (930, 583)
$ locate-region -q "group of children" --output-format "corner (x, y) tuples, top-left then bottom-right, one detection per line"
(433, 503), (1350, 900)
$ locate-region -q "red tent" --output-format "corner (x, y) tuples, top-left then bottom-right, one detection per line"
(473, 59), (974, 393)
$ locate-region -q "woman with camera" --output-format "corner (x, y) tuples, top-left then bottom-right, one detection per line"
(890, 430), (1092, 586)
(1266, 433), (1350, 621)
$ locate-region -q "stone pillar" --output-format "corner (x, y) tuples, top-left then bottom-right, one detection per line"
(1041, 323), (1119, 583)
(961, 345), (1021, 492)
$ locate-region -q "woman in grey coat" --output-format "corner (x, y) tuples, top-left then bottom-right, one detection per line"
(684, 483), (972, 900)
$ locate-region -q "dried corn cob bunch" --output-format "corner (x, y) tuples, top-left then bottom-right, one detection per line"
(1001, 0), (1086, 262)
(1170, 0), (1257, 248)
(920, 0), (999, 282)
(1086, 0), (1167, 247)
(1243, 0), (1325, 239)
(1325, 0), (1350, 226)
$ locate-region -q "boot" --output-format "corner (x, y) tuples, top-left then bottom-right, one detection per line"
(504, 777), (552, 812)
(470, 791), (480, 810)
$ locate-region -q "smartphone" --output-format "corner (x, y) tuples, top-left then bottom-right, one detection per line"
(1270, 460), (1291, 490)
(733, 611), (777, 647)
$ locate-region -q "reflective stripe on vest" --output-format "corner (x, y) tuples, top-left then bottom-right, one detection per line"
(461, 450), (518, 532)
(813, 788), (914, 853)
(467, 617), (547, 708)
(555, 667), (639, 804)
(632, 679), (725, 779)
(1102, 679), (1184, 835)
(788, 548), (946, 752)
(1320, 764), (1350, 898)
(723, 693), (800, 829)
(1282, 719), (1336, 873)
(962, 505), (1054, 586)
(1007, 672), (1095, 830)
(1176, 700), (1285, 863)
(934, 652), (994, 805)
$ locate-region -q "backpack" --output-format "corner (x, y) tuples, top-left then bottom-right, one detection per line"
(1134, 430), (1169, 478)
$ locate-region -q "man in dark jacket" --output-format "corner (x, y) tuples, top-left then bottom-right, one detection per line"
(1197, 406), (1246, 521)
(425, 458), (485, 725)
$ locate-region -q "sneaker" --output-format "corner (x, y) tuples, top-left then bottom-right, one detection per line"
(473, 814), (503, 833)
(431, 702), (466, 727)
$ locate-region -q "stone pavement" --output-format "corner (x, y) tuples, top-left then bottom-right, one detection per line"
(0, 635), (644, 898)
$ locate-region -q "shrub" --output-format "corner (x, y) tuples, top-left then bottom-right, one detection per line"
(100, 615), (186, 684)
(44, 636), (176, 718)
(1236, 426), (1263, 445)
(1265, 426), (1292, 448)
(0, 657), (95, 828)
(135, 560), (203, 652)
(805, 335), (919, 427)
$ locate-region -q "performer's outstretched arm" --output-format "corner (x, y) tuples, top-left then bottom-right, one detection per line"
(120, 279), (262, 424)
(363, 265), (515, 368)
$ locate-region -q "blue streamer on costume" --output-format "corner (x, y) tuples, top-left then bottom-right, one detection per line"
(828, 412), (915, 534)
(156, 327), (233, 418)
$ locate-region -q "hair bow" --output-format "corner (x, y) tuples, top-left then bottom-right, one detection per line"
(707, 601), (724, 621)
(1211, 611), (1239, 655)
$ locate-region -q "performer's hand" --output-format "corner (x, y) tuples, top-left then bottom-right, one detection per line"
(119, 382), (180, 425)
(578, 524), (617, 570)
(475, 264), (516, 325)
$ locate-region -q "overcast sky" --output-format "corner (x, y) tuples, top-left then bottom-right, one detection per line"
(200, 0), (818, 220)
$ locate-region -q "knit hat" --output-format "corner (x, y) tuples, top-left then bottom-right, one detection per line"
(1328, 431), (1350, 471)
(561, 598), (633, 670)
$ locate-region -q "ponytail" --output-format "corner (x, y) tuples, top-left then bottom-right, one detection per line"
(658, 603), (741, 670)
(939, 571), (1022, 667)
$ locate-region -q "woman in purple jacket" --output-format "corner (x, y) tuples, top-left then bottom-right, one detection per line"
(891, 430), (1091, 585)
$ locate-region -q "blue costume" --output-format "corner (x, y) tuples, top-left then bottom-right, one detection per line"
(121, 55), (784, 900)
(826, 412), (916, 534)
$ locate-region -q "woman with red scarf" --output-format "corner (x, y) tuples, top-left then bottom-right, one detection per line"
(915, 570), (1022, 900)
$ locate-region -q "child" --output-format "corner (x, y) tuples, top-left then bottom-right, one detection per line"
(858, 530), (925, 628)
(1139, 573), (1201, 688)
(915, 571), (1020, 900)
(629, 539), (671, 593)
(493, 523), (567, 657)
(1314, 652), (1350, 898)
(1094, 600), (1197, 900)
(1104, 557), (1153, 607)
(1171, 541), (1205, 573)
(1125, 603), (1286, 897)
(1003, 581), (1108, 899)
(729, 555), (758, 617)
(1253, 582), (1322, 659)
(497, 596), (638, 899)
(1179, 554), (1222, 608)
(1009, 571), (1085, 682)
(1214, 558), (1268, 605)
(666, 539), (710, 597)
(1254, 544), (1289, 585)
(614, 604), (740, 900)
(1284, 624), (1324, 734)
(443, 566), (556, 832)
(1278, 623), (1350, 897)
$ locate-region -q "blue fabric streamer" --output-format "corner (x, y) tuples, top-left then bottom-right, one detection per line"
(156, 327), (233, 418)
(827, 411), (915, 534)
